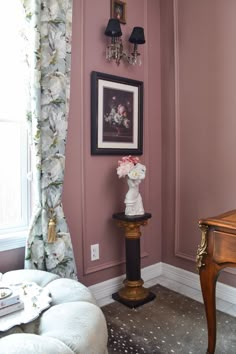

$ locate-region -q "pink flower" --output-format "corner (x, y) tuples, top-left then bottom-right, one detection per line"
(117, 104), (126, 115)
(123, 118), (129, 128)
(117, 162), (134, 178)
(116, 156), (140, 178)
(118, 155), (140, 165)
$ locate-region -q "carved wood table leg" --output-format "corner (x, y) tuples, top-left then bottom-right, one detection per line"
(199, 264), (219, 354)
(197, 211), (236, 354)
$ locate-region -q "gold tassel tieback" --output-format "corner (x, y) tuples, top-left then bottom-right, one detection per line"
(47, 208), (57, 243)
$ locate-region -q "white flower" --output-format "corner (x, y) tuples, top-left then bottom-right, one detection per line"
(128, 163), (146, 180)
(31, 239), (45, 269)
(41, 73), (65, 104)
(117, 161), (134, 178)
(41, 126), (54, 152)
(45, 239), (66, 270)
(42, 155), (65, 188)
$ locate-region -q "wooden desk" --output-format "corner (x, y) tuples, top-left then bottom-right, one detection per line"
(197, 210), (236, 354)
(112, 212), (156, 308)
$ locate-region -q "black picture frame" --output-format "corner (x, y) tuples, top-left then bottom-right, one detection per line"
(91, 71), (143, 155)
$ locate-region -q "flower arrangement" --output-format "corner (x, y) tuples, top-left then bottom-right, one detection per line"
(104, 103), (130, 136)
(117, 155), (146, 180)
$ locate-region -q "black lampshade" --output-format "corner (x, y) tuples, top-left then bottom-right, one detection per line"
(129, 27), (145, 44)
(104, 19), (122, 37)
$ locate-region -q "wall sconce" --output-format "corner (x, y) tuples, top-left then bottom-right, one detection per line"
(104, 19), (145, 66)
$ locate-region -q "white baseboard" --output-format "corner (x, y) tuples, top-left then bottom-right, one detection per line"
(89, 263), (162, 308)
(89, 273), (125, 307)
(89, 262), (236, 316)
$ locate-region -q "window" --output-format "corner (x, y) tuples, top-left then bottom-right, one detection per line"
(0, 1), (30, 250)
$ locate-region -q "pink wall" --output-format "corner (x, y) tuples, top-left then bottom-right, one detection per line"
(0, 248), (24, 274)
(161, 0), (236, 286)
(0, 1), (161, 285)
(63, 0), (162, 285)
(4, 1), (235, 289)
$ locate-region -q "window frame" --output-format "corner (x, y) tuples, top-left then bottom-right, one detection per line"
(0, 1), (31, 252)
(0, 121), (31, 251)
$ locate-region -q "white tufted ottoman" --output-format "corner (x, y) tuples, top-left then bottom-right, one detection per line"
(0, 270), (108, 354)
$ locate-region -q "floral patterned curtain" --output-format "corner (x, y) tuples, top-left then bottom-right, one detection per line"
(22, 0), (77, 279)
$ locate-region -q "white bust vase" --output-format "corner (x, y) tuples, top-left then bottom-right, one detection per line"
(124, 163), (146, 216)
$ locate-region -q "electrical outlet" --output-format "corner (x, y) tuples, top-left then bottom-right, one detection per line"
(91, 244), (99, 261)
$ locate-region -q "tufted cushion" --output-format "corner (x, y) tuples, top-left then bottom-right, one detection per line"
(0, 333), (75, 354)
(39, 302), (108, 354)
(2, 269), (60, 287)
(44, 278), (97, 305)
(0, 270), (108, 354)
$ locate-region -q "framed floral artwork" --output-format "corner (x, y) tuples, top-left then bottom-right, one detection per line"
(91, 71), (143, 155)
(111, 0), (126, 24)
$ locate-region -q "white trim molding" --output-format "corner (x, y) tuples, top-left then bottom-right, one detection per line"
(89, 263), (162, 308)
(89, 262), (236, 317)
(0, 231), (26, 252)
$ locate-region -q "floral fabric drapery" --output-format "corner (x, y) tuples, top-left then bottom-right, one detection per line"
(22, 0), (77, 279)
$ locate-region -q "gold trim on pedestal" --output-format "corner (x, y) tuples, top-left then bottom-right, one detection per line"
(116, 220), (148, 239)
(196, 225), (208, 272)
(112, 213), (153, 306)
(118, 279), (149, 301)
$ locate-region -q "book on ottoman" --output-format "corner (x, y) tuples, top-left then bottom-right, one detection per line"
(0, 301), (24, 317)
(0, 287), (20, 309)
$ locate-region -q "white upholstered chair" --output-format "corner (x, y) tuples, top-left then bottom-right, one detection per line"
(0, 269), (108, 354)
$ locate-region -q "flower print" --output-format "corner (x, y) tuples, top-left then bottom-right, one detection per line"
(45, 238), (66, 270)
(42, 155), (65, 188)
(123, 118), (129, 128)
(117, 104), (126, 115)
(104, 102), (130, 135)
(41, 73), (64, 104)
(22, 0), (77, 279)
(31, 239), (45, 269)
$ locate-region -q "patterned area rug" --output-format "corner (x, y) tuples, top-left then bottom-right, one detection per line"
(102, 284), (236, 354)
